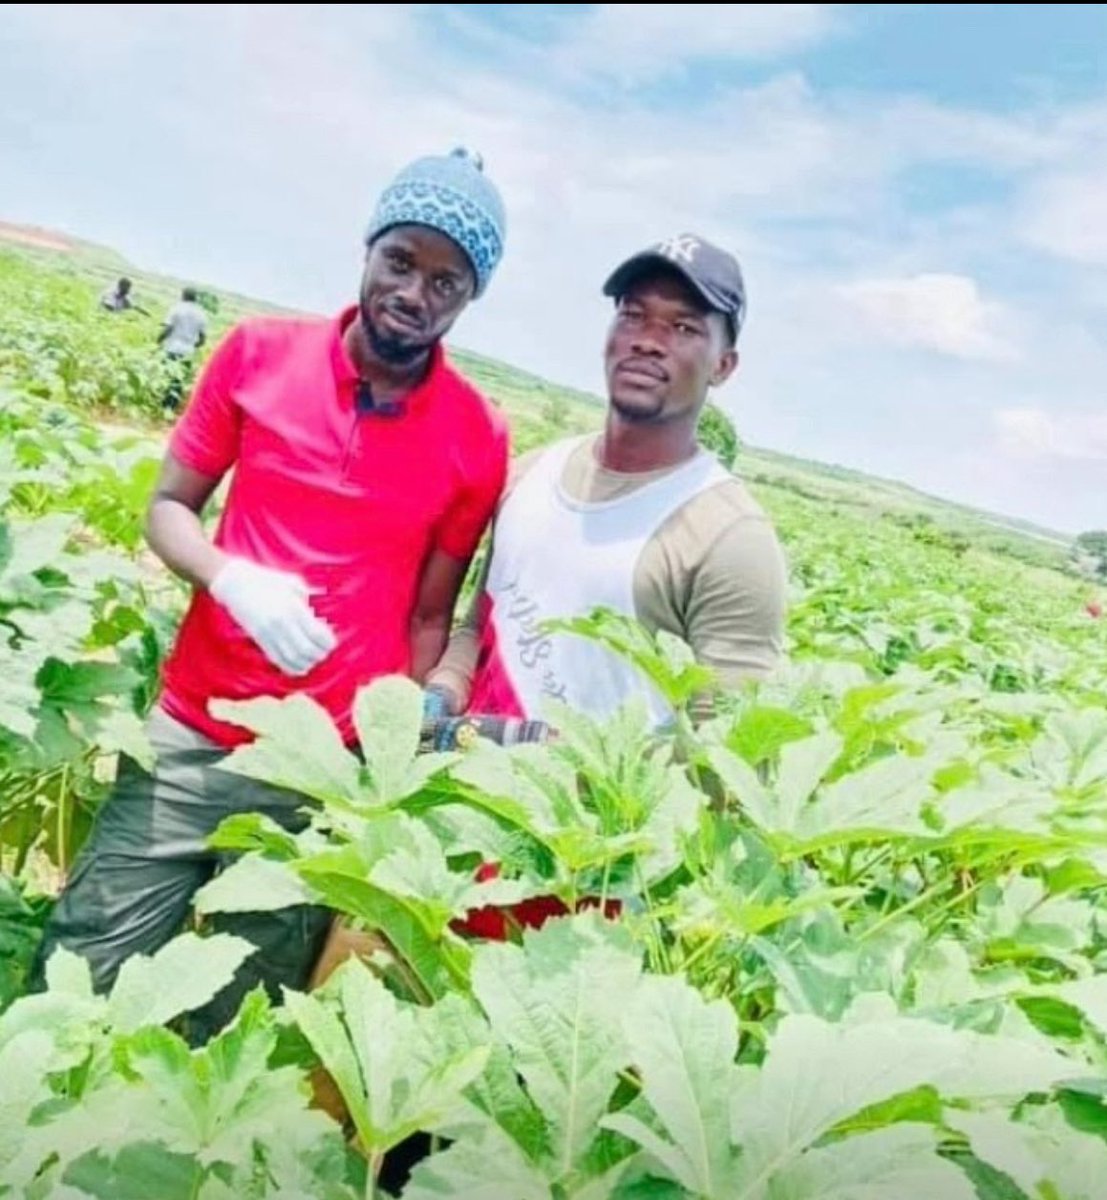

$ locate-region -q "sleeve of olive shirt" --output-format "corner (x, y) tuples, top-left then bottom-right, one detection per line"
(642, 506), (788, 686)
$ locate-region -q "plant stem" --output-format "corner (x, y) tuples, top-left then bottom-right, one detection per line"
(366, 1152), (382, 1200)
(679, 927), (727, 976)
(634, 864), (671, 974)
(599, 857), (613, 914)
(860, 861), (991, 943)
(58, 762), (71, 878)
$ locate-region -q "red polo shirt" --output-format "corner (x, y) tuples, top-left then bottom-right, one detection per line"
(160, 308), (509, 748)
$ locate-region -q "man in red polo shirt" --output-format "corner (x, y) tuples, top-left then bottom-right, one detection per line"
(31, 148), (509, 1037)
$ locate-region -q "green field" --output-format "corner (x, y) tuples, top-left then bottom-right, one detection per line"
(0, 225), (1077, 567)
(2, 230), (1107, 1200)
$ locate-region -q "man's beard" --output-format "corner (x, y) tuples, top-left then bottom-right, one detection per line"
(362, 306), (434, 367)
(609, 393), (666, 423)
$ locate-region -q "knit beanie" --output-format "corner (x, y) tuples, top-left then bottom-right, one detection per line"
(365, 147), (506, 297)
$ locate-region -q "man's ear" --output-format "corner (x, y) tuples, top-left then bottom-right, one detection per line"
(710, 347), (738, 389)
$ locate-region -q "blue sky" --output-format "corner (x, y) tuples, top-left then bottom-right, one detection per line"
(2, 3), (1105, 533)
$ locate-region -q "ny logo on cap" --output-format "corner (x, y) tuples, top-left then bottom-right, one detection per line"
(655, 234), (700, 264)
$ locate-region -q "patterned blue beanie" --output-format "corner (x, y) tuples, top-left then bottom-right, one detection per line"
(365, 147), (506, 298)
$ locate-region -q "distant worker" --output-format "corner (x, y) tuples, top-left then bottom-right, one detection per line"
(158, 286), (209, 412)
(99, 276), (135, 312)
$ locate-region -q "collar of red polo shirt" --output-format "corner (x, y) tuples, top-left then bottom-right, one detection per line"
(330, 306), (446, 418)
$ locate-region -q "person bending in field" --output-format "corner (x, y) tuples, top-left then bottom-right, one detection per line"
(30, 148), (510, 1041)
(99, 275), (149, 315)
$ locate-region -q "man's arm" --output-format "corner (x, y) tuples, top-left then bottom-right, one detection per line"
(409, 548), (473, 683)
(412, 416), (510, 685)
(683, 516), (788, 717)
(146, 321), (336, 677)
(422, 551), (488, 711)
(145, 454), (228, 588)
(157, 303), (179, 346)
(146, 453), (335, 676)
(146, 323), (244, 582)
(421, 445), (541, 711)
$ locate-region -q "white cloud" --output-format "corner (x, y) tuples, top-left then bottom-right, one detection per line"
(555, 4), (839, 82)
(1018, 170), (1107, 266)
(836, 274), (1018, 362)
(2, 4), (1105, 531)
(995, 407), (1107, 461)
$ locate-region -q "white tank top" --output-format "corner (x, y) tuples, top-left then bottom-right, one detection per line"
(480, 436), (729, 726)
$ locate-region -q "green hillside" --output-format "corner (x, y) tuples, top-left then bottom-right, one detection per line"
(0, 223), (1075, 571)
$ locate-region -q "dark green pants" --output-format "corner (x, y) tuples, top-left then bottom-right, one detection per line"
(29, 706), (332, 1042)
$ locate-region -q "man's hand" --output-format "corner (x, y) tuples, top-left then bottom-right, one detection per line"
(422, 685), (458, 721)
(210, 558), (336, 676)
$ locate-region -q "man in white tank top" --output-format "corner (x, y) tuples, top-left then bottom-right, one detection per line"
(425, 233), (787, 738)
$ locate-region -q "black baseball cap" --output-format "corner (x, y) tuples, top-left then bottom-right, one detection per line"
(603, 233), (747, 341)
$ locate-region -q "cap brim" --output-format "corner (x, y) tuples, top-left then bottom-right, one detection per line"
(602, 251), (729, 317)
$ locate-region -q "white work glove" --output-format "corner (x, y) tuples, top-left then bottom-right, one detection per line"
(209, 557), (336, 677)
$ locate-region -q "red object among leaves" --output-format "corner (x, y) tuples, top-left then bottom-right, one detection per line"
(451, 862), (622, 941)
(1087, 601), (1102, 619)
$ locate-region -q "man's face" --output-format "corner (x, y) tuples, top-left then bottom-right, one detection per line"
(604, 270), (737, 425)
(359, 226), (475, 365)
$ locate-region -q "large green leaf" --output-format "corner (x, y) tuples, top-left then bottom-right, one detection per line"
(0, 513), (74, 590)
(774, 731), (843, 829)
(771, 1123), (976, 1200)
(369, 817), (533, 932)
(912, 938), (1029, 1011)
(119, 989), (334, 1167)
(971, 874), (1096, 970)
(1032, 709), (1107, 794)
(543, 609), (712, 709)
(796, 751), (939, 847)
(353, 675), (455, 803)
(471, 917), (641, 1180)
(452, 740), (579, 838)
(192, 854), (316, 916)
(107, 933), (256, 1032)
(285, 957), (489, 1156)
(727, 1006), (1076, 1199)
(0, 947), (104, 1072)
(708, 738), (938, 850)
(297, 844), (470, 999)
(353, 674), (422, 779)
(4, 990), (334, 1193)
(603, 975), (743, 1197)
(0, 1031), (56, 1182)
(1052, 976), (1107, 1039)
(430, 989), (550, 1161)
(402, 1135), (554, 1200)
(952, 1107), (1107, 1200)
(36, 658), (138, 708)
(636, 766), (707, 883)
(724, 705), (816, 768)
(205, 811), (303, 858)
(86, 707), (156, 772)
(61, 1143), (204, 1200)
(209, 693), (362, 804)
